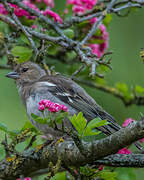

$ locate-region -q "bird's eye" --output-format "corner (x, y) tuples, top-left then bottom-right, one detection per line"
(22, 67), (29, 72)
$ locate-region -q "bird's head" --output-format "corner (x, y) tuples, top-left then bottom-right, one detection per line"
(5, 61), (46, 84)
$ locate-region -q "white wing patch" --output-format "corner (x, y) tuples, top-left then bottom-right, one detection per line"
(37, 82), (56, 87)
(56, 92), (71, 96)
(68, 97), (73, 103)
(56, 92), (73, 103)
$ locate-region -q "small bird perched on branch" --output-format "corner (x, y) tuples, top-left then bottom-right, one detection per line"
(6, 61), (141, 149)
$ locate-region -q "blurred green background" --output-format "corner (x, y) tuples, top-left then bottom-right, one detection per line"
(0, 0), (144, 179)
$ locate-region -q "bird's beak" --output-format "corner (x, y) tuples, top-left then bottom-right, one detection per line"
(5, 71), (20, 79)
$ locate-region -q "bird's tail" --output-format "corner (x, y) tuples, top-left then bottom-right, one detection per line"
(96, 110), (143, 151)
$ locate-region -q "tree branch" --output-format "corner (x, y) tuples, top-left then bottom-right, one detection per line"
(1, 118), (144, 179)
(73, 77), (144, 106)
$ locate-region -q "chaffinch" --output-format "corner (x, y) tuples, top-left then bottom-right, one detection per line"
(5, 62), (141, 149)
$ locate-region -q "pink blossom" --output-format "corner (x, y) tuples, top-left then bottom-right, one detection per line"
(31, 25), (37, 29)
(67, 0), (82, 6)
(139, 138), (144, 143)
(67, 0), (97, 14)
(64, 9), (68, 14)
(39, 99), (48, 105)
(72, 5), (86, 15)
(0, 4), (8, 15)
(8, 1), (39, 19)
(117, 148), (131, 154)
(122, 118), (144, 144)
(122, 118), (135, 127)
(89, 44), (102, 58)
(45, 101), (53, 108)
(17, 178), (31, 180)
(60, 104), (68, 112)
(88, 18), (109, 58)
(99, 24), (106, 33)
(38, 99), (68, 113)
(43, 0), (54, 7)
(23, 0), (40, 12)
(90, 17), (97, 24)
(35, 0), (54, 7)
(38, 104), (45, 111)
(43, 9), (62, 24)
(0, 1), (40, 19)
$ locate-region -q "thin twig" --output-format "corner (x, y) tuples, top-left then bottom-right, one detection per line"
(2, 0), (38, 57)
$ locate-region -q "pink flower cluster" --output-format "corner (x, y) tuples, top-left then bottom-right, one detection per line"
(43, 9), (62, 24)
(0, 0), (39, 19)
(38, 99), (68, 112)
(117, 147), (131, 154)
(67, 0), (97, 15)
(35, 0), (54, 8)
(66, 0), (109, 58)
(88, 18), (109, 58)
(122, 118), (144, 143)
(17, 178), (31, 180)
(0, 0), (62, 24)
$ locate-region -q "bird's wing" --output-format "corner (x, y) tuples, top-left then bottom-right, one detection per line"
(31, 75), (120, 134)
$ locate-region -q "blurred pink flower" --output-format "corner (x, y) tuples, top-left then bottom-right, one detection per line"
(35, 0), (54, 7)
(17, 178), (31, 180)
(0, 1), (40, 19)
(0, 4), (8, 15)
(72, 5), (86, 14)
(43, 0), (54, 7)
(139, 138), (144, 143)
(67, 0), (97, 14)
(61, 104), (68, 112)
(31, 25), (37, 29)
(122, 118), (135, 127)
(38, 104), (45, 111)
(88, 18), (109, 58)
(122, 118), (144, 144)
(89, 44), (102, 58)
(43, 9), (62, 24)
(117, 148), (131, 154)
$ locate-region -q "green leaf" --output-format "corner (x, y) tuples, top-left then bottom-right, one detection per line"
(135, 85), (144, 95)
(116, 168), (136, 180)
(7, 130), (20, 137)
(56, 112), (68, 124)
(83, 118), (108, 137)
(77, 20), (89, 28)
(83, 127), (101, 136)
(15, 139), (31, 153)
(63, 29), (74, 39)
(21, 121), (38, 133)
(69, 112), (87, 137)
(20, 34), (30, 45)
(87, 118), (108, 129)
(0, 146), (5, 160)
(11, 46), (33, 63)
(47, 44), (59, 55)
(50, 172), (67, 180)
(103, 14), (112, 26)
(31, 113), (47, 124)
(99, 171), (117, 180)
(115, 83), (134, 101)
(116, 82), (129, 94)
(0, 122), (8, 133)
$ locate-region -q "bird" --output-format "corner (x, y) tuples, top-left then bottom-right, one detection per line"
(5, 61), (141, 149)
